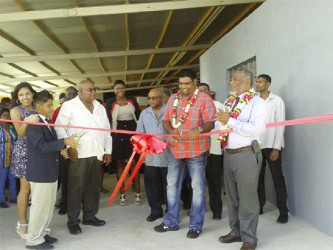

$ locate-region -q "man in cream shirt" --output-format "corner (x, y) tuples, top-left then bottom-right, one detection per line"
(55, 80), (112, 235)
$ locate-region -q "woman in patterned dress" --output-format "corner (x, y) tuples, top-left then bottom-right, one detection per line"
(10, 82), (39, 238)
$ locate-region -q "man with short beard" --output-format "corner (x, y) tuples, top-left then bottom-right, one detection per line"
(154, 69), (215, 239)
(217, 68), (267, 250)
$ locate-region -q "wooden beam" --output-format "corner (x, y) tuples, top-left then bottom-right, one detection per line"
(138, 10), (173, 86)
(0, 44), (211, 64)
(0, 0), (265, 22)
(0, 64), (199, 83)
(98, 82), (179, 93)
(44, 76), (179, 92)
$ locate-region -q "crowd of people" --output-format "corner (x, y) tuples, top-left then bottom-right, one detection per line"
(0, 68), (289, 250)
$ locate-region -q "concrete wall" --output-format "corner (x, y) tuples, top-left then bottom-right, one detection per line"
(200, 0), (333, 236)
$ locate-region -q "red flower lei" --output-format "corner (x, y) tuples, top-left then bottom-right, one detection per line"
(171, 89), (199, 129)
(218, 88), (256, 142)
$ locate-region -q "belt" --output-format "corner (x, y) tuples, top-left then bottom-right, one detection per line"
(225, 145), (253, 154)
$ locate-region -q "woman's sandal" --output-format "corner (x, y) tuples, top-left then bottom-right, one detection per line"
(119, 193), (126, 206)
(134, 193), (141, 206)
(16, 221), (28, 239)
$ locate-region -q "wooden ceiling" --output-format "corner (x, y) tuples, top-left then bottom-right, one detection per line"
(0, 0), (264, 97)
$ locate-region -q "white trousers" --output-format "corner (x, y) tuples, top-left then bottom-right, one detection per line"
(26, 181), (57, 246)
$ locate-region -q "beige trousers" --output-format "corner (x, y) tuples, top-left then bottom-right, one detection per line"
(26, 181), (57, 246)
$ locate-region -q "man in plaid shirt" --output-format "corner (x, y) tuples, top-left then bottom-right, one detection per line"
(154, 69), (215, 239)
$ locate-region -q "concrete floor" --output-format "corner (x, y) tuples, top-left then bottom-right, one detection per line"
(1, 173), (333, 250)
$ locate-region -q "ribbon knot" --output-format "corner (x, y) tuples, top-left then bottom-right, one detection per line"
(107, 134), (167, 205)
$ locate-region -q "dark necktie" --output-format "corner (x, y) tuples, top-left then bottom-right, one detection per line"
(221, 97), (240, 148)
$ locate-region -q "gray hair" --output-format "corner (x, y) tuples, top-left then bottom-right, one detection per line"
(159, 87), (172, 97)
(234, 67), (254, 86)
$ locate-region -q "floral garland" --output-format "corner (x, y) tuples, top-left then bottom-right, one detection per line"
(218, 88), (256, 142)
(171, 89), (199, 129)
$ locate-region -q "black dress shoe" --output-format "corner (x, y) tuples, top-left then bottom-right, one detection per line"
(212, 214), (222, 220)
(146, 214), (163, 222)
(277, 214), (288, 224)
(68, 224), (82, 235)
(58, 208), (67, 215)
(82, 217), (106, 226)
(26, 242), (53, 249)
(259, 207), (263, 215)
(44, 235), (57, 244)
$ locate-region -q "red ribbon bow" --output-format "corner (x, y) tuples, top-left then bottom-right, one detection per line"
(107, 134), (167, 205)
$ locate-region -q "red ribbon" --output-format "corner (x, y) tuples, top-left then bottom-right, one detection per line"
(107, 134), (167, 206)
(2, 114), (333, 137)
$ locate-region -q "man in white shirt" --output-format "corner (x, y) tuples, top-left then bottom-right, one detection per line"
(198, 83), (224, 220)
(216, 68), (267, 250)
(55, 80), (112, 235)
(255, 74), (289, 224)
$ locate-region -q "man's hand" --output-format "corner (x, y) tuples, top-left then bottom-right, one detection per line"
(64, 136), (79, 149)
(103, 154), (112, 166)
(269, 149), (280, 161)
(60, 148), (69, 159)
(67, 147), (78, 161)
(171, 129), (183, 142)
(216, 109), (230, 125)
(185, 128), (200, 139)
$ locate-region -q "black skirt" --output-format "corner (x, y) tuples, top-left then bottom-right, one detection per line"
(112, 120), (137, 161)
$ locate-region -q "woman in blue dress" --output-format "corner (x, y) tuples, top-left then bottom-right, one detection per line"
(10, 82), (39, 239)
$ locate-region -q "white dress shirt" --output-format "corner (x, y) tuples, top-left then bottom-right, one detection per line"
(55, 96), (112, 161)
(39, 115), (52, 132)
(210, 100), (224, 155)
(259, 92), (285, 150)
(217, 93), (267, 149)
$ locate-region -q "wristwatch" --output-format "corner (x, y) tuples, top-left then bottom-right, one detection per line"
(198, 126), (203, 133)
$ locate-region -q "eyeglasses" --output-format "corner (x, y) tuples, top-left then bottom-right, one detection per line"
(147, 96), (161, 100)
(83, 88), (97, 93)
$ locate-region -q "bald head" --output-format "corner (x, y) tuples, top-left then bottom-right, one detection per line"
(78, 80), (94, 90)
(78, 80), (96, 104)
(148, 88), (163, 109)
(149, 88), (163, 96)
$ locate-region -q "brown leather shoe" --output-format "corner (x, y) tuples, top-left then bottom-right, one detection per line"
(240, 242), (257, 250)
(219, 233), (242, 243)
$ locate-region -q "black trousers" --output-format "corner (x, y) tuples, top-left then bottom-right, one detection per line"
(257, 148), (289, 215)
(58, 157), (70, 210)
(206, 154), (223, 216)
(144, 165), (168, 216)
(67, 157), (101, 226)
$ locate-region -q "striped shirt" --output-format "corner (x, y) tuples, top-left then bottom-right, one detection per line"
(164, 91), (216, 159)
(136, 104), (169, 167)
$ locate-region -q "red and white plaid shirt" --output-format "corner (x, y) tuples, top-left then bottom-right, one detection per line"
(163, 91), (216, 159)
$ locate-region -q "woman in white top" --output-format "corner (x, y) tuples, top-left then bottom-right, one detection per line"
(105, 80), (141, 206)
